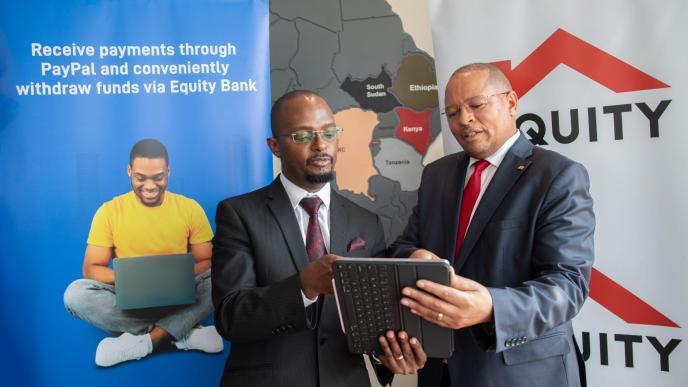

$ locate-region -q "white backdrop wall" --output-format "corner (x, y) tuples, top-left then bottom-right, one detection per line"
(429, 0), (687, 385)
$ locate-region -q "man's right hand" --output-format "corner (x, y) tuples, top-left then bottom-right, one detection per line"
(299, 254), (338, 299)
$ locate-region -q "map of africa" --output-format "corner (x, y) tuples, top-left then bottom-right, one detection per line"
(270, 0), (442, 242)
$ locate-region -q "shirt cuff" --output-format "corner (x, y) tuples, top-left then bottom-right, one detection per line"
(301, 289), (318, 308)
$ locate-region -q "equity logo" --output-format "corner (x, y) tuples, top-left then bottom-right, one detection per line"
(492, 28), (669, 97)
(492, 28), (672, 146)
(589, 268), (677, 328)
(493, 28), (677, 328)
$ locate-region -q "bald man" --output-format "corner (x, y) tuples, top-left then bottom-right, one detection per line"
(211, 90), (425, 387)
(390, 63), (594, 387)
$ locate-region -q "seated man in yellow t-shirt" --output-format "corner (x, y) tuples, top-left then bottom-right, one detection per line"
(64, 139), (222, 367)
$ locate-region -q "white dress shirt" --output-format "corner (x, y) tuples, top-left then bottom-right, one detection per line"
(279, 174), (331, 307)
(463, 130), (521, 225)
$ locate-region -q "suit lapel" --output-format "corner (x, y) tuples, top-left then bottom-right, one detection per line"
(444, 154), (469, 261)
(455, 134), (534, 272)
(329, 191), (349, 255)
(266, 178), (310, 272)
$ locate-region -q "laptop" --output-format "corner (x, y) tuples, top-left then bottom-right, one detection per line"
(332, 258), (454, 358)
(113, 253), (196, 310)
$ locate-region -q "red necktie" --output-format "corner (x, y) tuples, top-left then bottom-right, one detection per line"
(300, 197), (326, 261)
(454, 160), (490, 260)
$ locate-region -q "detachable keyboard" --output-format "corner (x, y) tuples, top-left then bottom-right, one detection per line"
(332, 258), (454, 358)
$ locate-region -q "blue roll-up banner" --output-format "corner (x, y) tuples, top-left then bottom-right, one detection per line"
(0, 1), (270, 385)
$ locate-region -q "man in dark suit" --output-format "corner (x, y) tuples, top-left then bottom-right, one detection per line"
(389, 63), (595, 387)
(212, 90), (426, 386)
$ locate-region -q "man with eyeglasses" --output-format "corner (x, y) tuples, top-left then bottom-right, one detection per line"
(389, 63), (595, 387)
(211, 90), (426, 387)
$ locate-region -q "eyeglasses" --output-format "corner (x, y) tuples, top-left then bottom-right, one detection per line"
(441, 91), (511, 119)
(275, 127), (343, 143)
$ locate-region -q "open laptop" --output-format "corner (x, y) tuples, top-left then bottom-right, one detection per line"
(113, 253), (196, 310)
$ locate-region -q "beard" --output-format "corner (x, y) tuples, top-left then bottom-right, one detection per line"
(305, 152), (335, 184)
(306, 170), (335, 184)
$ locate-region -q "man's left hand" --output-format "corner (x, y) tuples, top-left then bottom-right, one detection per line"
(400, 268), (493, 330)
(377, 330), (426, 375)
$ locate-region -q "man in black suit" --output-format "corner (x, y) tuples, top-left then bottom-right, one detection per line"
(212, 90), (426, 386)
(390, 63), (595, 387)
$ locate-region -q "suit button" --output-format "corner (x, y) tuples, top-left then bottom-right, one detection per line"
(319, 338), (327, 346)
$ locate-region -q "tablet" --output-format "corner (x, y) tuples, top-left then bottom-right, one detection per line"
(332, 258), (454, 358)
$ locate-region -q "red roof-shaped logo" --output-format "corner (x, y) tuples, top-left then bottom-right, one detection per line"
(590, 268), (678, 328)
(492, 28), (669, 97)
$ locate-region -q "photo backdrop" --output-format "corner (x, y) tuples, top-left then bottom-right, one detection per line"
(0, 1), (270, 385)
(429, 0), (687, 385)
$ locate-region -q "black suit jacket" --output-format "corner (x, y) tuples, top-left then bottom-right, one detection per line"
(390, 133), (595, 387)
(212, 178), (391, 387)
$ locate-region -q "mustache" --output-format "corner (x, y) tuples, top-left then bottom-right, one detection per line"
(307, 153), (333, 164)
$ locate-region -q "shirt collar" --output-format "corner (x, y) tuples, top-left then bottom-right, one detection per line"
(468, 130), (521, 168)
(279, 174), (331, 211)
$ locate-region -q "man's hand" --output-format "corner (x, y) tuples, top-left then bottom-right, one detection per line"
(299, 254), (338, 299)
(377, 330), (426, 375)
(409, 249), (441, 260)
(400, 268), (493, 329)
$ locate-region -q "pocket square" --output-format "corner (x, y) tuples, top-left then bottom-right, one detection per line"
(347, 236), (366, 252)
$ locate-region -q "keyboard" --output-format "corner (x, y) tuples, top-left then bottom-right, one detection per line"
(332, 258), (454, 358)
(336, 261), (400, 354)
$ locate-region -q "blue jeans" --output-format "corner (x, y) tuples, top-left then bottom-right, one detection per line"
(64, 270), (213, 340)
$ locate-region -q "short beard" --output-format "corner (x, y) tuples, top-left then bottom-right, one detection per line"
(305, 152), (335, 184)
(306, 171), (335, 184)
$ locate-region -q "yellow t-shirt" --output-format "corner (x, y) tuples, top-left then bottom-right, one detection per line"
(87, 191), (213, 258)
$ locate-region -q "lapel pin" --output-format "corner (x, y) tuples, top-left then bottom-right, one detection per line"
(517, 165), (525, 171)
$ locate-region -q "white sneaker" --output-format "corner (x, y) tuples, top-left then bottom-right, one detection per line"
(173, 325), (224, 353)
(95, 332), (153, 367)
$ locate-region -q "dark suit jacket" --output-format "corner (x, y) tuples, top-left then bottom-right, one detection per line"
(390, 133), (595, 387)
(212, 178), (391, 387)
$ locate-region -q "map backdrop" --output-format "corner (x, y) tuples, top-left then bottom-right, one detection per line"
(270, 0), (442, 244)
